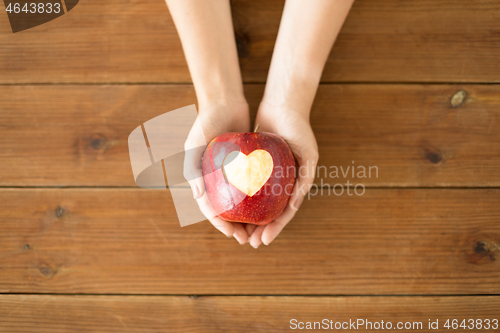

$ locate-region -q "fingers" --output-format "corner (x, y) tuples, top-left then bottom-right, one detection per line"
(208, 216), (234, 238)
(257, 145), (318, 246)
(249, 225), (266, 249)
(249, 163), (314, 247)
(187, 174), (206, 200)
(289, 173), (312, 211)
(184, 121), (234, 238)
(261, 205), (297, 245)
(245, 223), (257, 236)
(233, 223), (249, 245)
(196, 192), (234, 237)
(289, 149), (318, 211)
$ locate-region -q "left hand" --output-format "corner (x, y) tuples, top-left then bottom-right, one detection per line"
(246, 101), (319, 248)
(183, 100), (251, 245)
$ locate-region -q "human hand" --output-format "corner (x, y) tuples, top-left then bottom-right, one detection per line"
(184, 100), (252, 244)
(233, 0), (351, 249)
(246, 102), (319, 248)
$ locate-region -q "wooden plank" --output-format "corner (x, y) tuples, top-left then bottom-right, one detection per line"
(0, 188), (498, 294)
(0, 295), (499, 332)
(1, 84), (499, 187)
(1, 0), (500, 83)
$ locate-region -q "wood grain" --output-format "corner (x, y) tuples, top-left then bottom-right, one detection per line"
(1, 0), (498, 326)
(1, 84), (499, 187)
(1, 0), (499, 83)
(0, 295), (499, 332)
(0, 188), (498, 294)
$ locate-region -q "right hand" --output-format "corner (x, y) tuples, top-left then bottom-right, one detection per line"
(245, 102), (319, 248)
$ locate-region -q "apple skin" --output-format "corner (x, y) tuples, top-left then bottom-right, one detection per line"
(202, 132), (296, 225)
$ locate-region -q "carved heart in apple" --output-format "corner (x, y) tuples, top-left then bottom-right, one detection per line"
(223, 150), (273, 197)
(202, 132), (296, 225)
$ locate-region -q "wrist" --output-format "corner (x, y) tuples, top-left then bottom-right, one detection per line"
(197, 94), (248, 113)
(194, 74), (246, 112)
(196, 87), (246, 112)
(260, 85), (316, 122)
(198, 96), (249, 128)
(257, 100), (311, 132)
(262, 67), (320, 119)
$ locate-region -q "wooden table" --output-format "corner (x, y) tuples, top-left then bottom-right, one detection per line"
(0, 0), (499, 331)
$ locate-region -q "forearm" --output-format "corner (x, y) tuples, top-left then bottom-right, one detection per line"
(263, 0), (354, 116)
(165, 0), (245, 109)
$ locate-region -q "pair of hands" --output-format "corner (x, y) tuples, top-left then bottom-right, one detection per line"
(184, 99), (318, 248)
(166, 0), (352, 248)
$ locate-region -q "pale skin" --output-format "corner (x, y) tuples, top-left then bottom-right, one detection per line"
(166, 0), (354, 248)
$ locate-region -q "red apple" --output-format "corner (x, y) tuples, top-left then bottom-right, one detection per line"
(202, 132), (296, 225)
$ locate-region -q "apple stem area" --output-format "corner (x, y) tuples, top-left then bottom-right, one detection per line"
(253, 124), (260, 133)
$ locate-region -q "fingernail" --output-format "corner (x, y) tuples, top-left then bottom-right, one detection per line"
(263, 237), (275, 246)
(235, 235), (246, 245)
(217, 227), (232, 238)
(193, 185), (200, 199)
(291, 197), (303, 210)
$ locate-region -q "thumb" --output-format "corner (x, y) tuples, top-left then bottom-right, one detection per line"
(289, 156), (317, 211)
(185, 163), (206, 199)
(183, 119), (208, 199)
